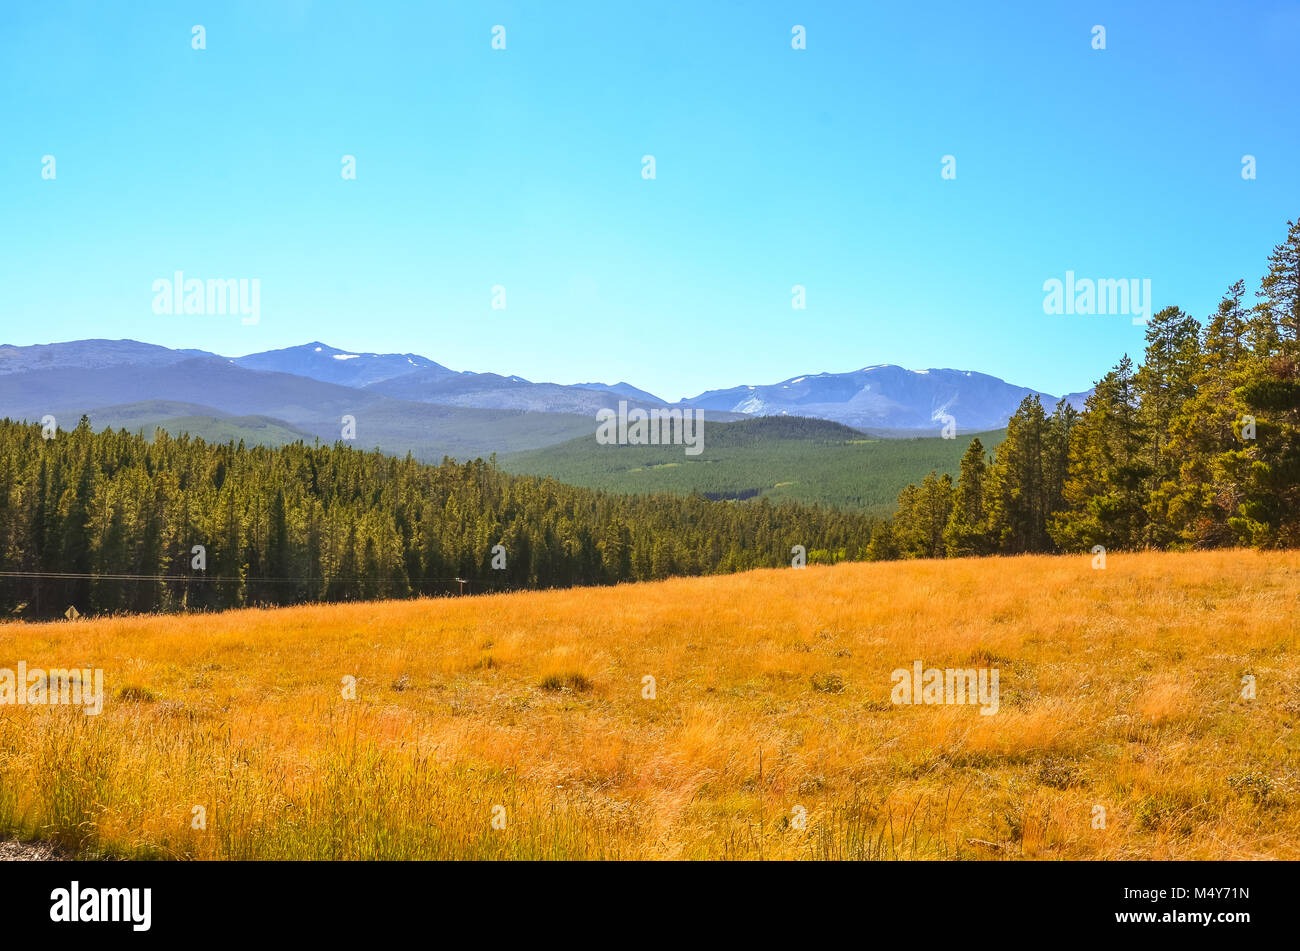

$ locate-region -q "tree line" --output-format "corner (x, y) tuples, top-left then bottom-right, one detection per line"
(0, 422), (880, 618)
(881, 218), (1300, 559)
(5, 218), (1295, 616)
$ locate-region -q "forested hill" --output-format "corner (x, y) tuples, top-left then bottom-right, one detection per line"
(503, 415), (1005, 515)
(0, 419), (880, 619)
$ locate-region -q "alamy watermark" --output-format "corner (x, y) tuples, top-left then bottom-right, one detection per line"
(50, 882), (151, 931)
(1043, 271), (1152, 325)
(891, 660), (999, 715)
(596, 400), (704, 456)
(0, 662), (103, 715)
(152, 271), (260, 325)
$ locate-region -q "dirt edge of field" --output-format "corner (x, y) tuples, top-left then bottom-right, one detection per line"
(0, 839), (72, 861)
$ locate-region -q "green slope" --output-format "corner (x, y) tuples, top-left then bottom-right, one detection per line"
(141, 415), (319, 448)
(333, 402), (594, 460)
(500, 416), (1006, 516)
(79, 400), (594, 459)
(86, 401), (319, 449)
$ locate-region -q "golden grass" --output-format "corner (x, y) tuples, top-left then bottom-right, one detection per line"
(1, 549), (1297, 859)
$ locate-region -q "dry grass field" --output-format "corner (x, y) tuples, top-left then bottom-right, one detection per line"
(1, 550), (1297, 860)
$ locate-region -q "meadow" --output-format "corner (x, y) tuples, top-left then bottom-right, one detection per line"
(503, 416), (1006, 515)
(0, 549), (1296, 860)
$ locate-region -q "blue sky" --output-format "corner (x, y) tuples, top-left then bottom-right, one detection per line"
(2, 0), (1297, 401)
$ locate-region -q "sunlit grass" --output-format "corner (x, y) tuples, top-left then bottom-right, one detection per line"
(1, 549), (1296, 859)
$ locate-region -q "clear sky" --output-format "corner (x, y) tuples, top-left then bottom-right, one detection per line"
(2, 0), (1297, 401)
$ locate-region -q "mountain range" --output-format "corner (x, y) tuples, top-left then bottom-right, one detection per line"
(0, 339), (1093, 460)
(685, 366), (1092, 431)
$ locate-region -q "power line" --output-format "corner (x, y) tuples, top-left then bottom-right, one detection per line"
(0, 570), (510, 587)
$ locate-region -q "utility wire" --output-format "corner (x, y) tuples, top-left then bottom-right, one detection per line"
(0, 570), (510, 587)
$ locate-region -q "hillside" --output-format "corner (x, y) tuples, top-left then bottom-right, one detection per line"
(85, 401), (320, 448)
(365, 369), (671, 415)
(1, 550), (1294, 860)
(502, 415), (1006, 515)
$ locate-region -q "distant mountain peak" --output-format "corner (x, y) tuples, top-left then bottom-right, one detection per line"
(231, 342), (454, 389)
(685, 364), (1075, 431)
(573, 381), (666, 405)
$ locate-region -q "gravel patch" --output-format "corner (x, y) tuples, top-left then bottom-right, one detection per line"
(0, 839), (71, 861)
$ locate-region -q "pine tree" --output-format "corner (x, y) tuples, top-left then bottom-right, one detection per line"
(893, 472), (952, 558)
(891, 483), (923, 557)
(944, 437), (990, 556)
(266, 488), (291, 604)
(1160, 282), (1252, 547)
(1235, 219), (1300, 545)
(1135, 306), (1201, 547)
(59, 426), (97, 612)
(1050, 357), (1148, 550)
(1042, 399), (1079, 536)
(986, 396), (1050, 552)
(865, 522), (900, 561)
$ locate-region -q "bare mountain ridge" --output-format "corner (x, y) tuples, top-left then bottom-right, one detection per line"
(0, 340), (1094, 443)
